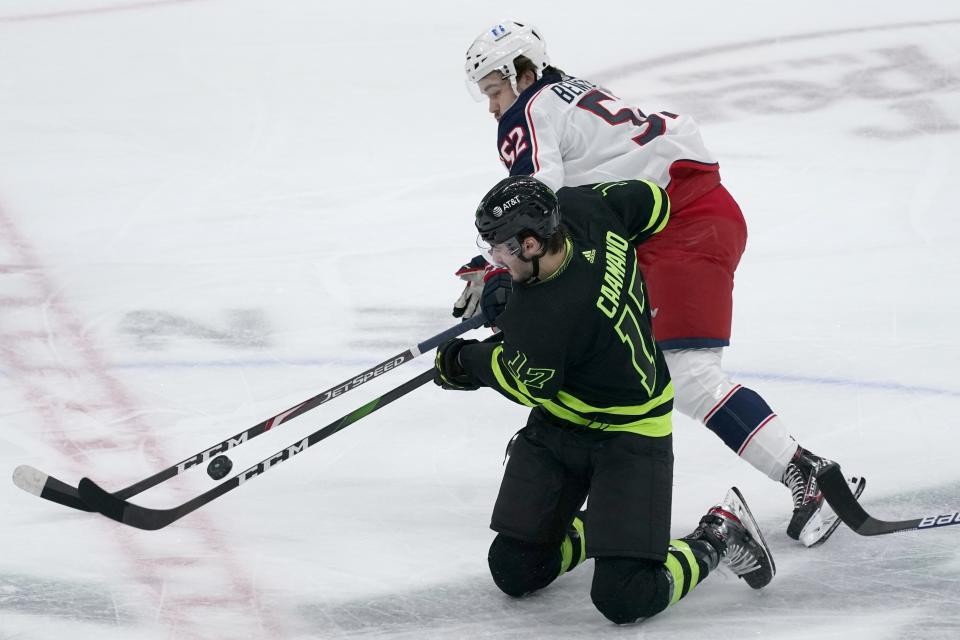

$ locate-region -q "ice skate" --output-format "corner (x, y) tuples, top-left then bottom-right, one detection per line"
(685, 487), (775, 589)
(782, 448), (866, 547)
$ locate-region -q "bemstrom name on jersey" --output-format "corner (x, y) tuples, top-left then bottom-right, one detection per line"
(550, 76), (598, 104)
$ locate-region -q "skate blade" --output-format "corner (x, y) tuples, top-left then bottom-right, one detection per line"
(801, 475), (867, 548)
(726, 487), (777, 582)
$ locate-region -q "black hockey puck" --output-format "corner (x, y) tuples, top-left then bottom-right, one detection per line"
(207, 454), (233, 480)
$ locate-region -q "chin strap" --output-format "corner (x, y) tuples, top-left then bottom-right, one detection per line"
(518, 249), (545, 284)
(508, 70), (543, 97)
(529, 256), (541, 283)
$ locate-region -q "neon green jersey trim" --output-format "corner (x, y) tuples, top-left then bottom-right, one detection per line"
(539, 237), (574, 284)
(592, 181), (630, 196)
(642, 180), (668, 232)
(491, 346), (673, 436)
(542, 401), (672, 437)
(555, 382), (674, 416)
(540, 383), (674, 436)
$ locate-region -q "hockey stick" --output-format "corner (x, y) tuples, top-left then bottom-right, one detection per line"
(817, 462), (960, 535)
(78, 368), (436, 530)
(12, 315), (486, 512)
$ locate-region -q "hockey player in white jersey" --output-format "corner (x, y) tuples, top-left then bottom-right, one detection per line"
(454, 20), (865, 547)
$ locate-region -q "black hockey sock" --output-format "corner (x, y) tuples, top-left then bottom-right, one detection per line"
(662, 539), (712, 606)
(559, 514), (587, 574)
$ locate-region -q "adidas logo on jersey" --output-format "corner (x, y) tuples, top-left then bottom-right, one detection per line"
(581, 249), (596, 263)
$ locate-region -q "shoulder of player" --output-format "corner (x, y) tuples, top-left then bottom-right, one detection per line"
(557, 185), (634, 244)
(513, 76), (599, 125)
(529, 75), (601, 111)
(556, 184), (608, 217)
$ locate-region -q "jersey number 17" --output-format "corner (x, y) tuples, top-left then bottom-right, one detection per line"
(615, 270), (658, 395)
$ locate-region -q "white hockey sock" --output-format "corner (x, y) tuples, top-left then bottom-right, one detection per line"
(737, 415), (798, 482)
(664, 349), (799, 483)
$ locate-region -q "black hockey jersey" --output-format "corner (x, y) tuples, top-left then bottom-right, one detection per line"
(459, 180), (674, 436)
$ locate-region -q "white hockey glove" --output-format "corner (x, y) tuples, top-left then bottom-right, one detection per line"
(452, 255), (491, 320)
(452, 255), (513, 325)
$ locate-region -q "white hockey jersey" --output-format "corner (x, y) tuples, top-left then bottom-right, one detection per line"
(497, 74), (720, 210)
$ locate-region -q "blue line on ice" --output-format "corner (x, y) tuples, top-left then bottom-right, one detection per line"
(9, 359), (959, 397)
(1, 362), (957, 398)
(726, 371), (960, 398)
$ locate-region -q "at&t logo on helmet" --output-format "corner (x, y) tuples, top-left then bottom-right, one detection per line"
(497, 195), (522, 216)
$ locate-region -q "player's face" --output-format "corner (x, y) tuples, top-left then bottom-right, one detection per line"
(489, 238), (537, 282)
(477, 72), (517, 121)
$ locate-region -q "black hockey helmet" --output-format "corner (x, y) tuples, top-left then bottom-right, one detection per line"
(475, 176), (560, 252)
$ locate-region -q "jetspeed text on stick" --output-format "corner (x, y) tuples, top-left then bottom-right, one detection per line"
(324, 356), (407, 400)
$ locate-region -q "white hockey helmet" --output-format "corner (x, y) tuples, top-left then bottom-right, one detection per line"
(464, 21), (550, 100)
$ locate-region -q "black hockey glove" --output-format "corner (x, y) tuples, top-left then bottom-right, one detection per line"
(434, 338), (481, 391)
(480, 269), (512, 327)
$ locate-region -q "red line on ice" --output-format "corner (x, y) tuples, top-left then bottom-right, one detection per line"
(0, 0), (199, 23)
(0, 202), (284, 637)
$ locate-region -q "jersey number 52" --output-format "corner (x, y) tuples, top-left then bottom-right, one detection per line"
(577, 89), (675, 147)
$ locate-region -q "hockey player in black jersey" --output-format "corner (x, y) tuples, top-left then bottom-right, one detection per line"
(434, 176), (775, 624)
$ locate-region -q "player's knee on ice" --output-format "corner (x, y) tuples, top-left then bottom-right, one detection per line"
(488, 534), (561, 597)
(591, 557), (671, 624)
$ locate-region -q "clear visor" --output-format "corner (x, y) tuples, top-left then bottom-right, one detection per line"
(465, 63), (517, 102)
(465, 77), (486, 102)
(476, 234), (521, 266)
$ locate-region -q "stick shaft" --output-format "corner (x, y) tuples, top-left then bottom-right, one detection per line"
(79, 369), (436, 530)
(115, 316), (484, 499)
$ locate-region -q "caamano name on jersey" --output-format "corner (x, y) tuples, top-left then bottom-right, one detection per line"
(596, 231), (630, 319)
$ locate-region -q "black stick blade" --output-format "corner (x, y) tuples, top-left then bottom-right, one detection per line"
(77, 477), (129, 523)
(79, 476), (214, 531)
(817, 462), (871, 531)
(818, 462), (960, 536)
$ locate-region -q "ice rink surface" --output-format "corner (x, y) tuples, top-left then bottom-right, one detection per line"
(2, 1), (959, 638)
